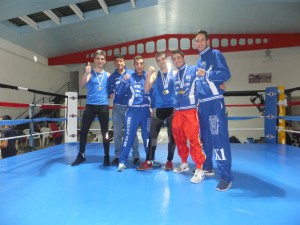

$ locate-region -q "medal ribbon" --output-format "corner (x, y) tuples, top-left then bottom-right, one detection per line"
(160, 70), (170, 90)
(95, 69), (104, 89)
(178, 64), (187, 90)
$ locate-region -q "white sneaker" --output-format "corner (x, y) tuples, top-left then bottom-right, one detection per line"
(190, 169), (205, 183)
(173, 163), (189, 173)
(117, 163), (126, 172)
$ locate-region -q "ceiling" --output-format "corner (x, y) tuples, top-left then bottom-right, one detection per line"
(0, 0), (300, 60)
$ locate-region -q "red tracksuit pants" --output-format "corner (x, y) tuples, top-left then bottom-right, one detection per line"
(172, 108), (206, 169)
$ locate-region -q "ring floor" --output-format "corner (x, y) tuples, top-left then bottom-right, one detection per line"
(0, 143), (299, 225)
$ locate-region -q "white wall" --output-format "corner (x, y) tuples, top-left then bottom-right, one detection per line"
(0, 38), (72, 118)
(224, 47), (300, 140)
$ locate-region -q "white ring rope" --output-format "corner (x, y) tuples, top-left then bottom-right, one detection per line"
(228, 128), (264, 131)
(278, 129), (300, 134)
(0, 129), (64, 141)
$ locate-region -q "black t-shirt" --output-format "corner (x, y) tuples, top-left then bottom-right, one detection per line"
(1, 127), (17, 158)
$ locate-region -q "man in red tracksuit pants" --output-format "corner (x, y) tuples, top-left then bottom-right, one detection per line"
(171, 49), (206, 184)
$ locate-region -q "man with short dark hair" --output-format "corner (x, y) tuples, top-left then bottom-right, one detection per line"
(171, 50), (206, 184)
(195, 29), (233, 191)
(137, 51), (176, 171)
(0, 115), (17, 158)
(71, 49), (111, 167)
(108, 53), (140, 166)
(116, 55), (152, 172)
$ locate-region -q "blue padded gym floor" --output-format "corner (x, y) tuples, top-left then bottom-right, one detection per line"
(0, 143), (299, 225)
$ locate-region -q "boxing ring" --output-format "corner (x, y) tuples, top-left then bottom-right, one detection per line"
(0, 84), (300, 225)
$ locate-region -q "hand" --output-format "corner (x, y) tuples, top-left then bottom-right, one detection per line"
(150, 108), (155, 117)
(85, 62), (92, 74)
(123, 73), (130, 81)
(148, 66), (156, 73)
(147, 66), (156, 76)
(197, 68), (205, 77)
(109, 93), (114, 99)
(220, 83), (226, 90)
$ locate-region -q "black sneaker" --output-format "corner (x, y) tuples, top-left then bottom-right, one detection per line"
(103, 155), (110, 166)
(204, 169), (215, 176)
(216, 179), (232, 191)
(192, 169), (214, 176)
(71, 153), (86, 166)
(133, 158), (140, 165)
(111, 158), (119, 165)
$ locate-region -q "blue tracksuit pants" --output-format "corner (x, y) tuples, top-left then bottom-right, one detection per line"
(119, 107), (151, 164)
(198, 98), (232, 182)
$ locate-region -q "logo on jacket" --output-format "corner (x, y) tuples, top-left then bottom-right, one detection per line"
(209, 115), (219, 135)
(201, 61), (206, 69)
(186, 75), (192, 81)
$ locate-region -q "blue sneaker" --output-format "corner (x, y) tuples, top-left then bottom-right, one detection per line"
(216, 179), (232, 191)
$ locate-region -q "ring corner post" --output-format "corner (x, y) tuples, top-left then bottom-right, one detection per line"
(264, 87), (278, 144)
(277, 86), (286, 144)
(65, 92), (78, 143)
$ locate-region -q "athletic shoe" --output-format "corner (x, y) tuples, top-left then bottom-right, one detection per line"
(103, 155), (110, 166)
(136, 161), (153, 171)
(111, 158), (119, 166)
(192, 169), (215, 176)
(71, 153), (86, 166)
(204, 169), (215, 176)
(152, 161), (161, 168)
(173, 163), (189, 173)
(133, 158), (141, 165)
(216, 179), (232, 191)
(117, 163), (126, 172)
(190, 169), (205, 184)
(163, 161), (173, 171)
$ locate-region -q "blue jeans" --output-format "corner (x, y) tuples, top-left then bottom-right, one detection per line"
(112, 104), (139, 159)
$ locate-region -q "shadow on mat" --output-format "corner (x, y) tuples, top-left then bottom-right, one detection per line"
(230, 171), (286, 198)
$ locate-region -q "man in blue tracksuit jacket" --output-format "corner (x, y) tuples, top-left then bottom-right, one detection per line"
(108, 53), (140, 165)
(195, 30), (233, 191)
(116, 55), (152, 172)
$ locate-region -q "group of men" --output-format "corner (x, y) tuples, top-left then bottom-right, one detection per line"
(71, 30), (233, 191)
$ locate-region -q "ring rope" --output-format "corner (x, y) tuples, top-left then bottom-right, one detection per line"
(228, 128), (264, 131)
(281, 130), (300, 134)
(278, 116), (300, 122)
(0, 117), (66, 126)
(0, 83), (66, 98)
(0, 129), (64, 141)
(0, 101), (66, 109)
(228, 116), (263, 120)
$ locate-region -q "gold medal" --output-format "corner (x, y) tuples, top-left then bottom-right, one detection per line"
(179, 90), (184, 95)
(99, 86), (102, 90)
(163, 90), (169, 95)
